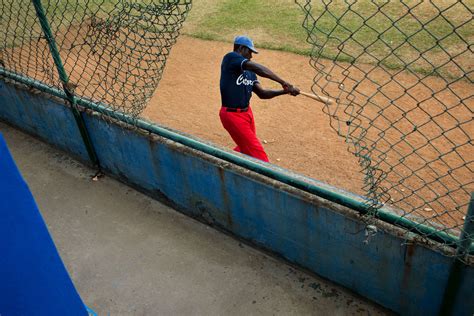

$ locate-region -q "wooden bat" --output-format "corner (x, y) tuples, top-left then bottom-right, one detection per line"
(299, 91), (333, 105)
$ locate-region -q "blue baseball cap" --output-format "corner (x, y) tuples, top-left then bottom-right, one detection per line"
(234, 35), (258, 53)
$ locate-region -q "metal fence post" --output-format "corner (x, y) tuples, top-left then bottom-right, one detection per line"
(439, 192), (474, 315)
(456, 193), (474, 258)
(31, 0), (100, 170)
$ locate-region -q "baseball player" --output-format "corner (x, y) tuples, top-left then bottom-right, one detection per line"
(219, 35), (300, 162)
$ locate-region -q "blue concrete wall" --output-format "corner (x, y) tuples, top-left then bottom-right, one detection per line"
(0, 81), (89, 162)
(1, 79), (473, 316)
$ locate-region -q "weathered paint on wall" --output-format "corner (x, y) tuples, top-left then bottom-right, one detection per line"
(1, 79), (473, 316)
(0, 81), (89, 161)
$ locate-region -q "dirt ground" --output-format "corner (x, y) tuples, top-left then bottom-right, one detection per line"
(143, 36), (366, 194)
(142, 36), (472, 230)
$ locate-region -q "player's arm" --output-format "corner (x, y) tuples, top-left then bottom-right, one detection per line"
(244, 61), (299, 96)
(253, 82), (288, 99)
(243, 61), (286, 85)
(243, 61), (299, 95)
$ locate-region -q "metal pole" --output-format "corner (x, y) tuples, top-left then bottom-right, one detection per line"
(31, 0), (100, 169)
(456, 193), (474, 258)
(438, 192), (473, 316)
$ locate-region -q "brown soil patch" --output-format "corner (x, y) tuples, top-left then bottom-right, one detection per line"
(143, 36), (366, 194)
(143, 36), (473, 231)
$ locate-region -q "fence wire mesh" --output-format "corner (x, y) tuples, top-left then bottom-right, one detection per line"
(296, 0), (473, 257)
(1, 0), (192, 117)
(0, 0), (473, 259)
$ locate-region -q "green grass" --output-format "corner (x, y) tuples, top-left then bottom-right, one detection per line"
(2, 0), (472, 76)
(183, 0), (310, 53)
(182, 0), (473, 76)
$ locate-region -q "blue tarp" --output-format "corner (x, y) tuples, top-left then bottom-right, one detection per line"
(0, 133), (88, 316)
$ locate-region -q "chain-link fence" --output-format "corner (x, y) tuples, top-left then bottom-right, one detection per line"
(1, 0), (472, 260)
(296, 0), (473, 260)
(1, 0), (192, 117)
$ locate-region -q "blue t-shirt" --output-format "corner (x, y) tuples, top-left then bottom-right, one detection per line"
(220, 51), (259, 108)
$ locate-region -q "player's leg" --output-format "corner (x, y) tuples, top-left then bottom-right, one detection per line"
(240, 131), (269, 162)
(220, 109), (248, 153)
(220, 108), (244, 152)
(243, 107), (269, 161)
(219, 108), (269, 162)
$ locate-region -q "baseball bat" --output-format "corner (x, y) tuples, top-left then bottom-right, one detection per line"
(299, 91), (333, 105)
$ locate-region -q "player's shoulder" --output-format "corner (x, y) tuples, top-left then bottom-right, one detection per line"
(223, 51), (244, 61)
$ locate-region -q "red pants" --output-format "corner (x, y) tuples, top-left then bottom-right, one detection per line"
(219, 106), (269, 162)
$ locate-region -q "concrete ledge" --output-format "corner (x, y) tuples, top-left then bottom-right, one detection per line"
(1, 78), (473, 315)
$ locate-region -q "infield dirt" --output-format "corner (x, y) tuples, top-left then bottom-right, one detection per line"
(142, 36), (472, 230)
(143, 36), (366, 193)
